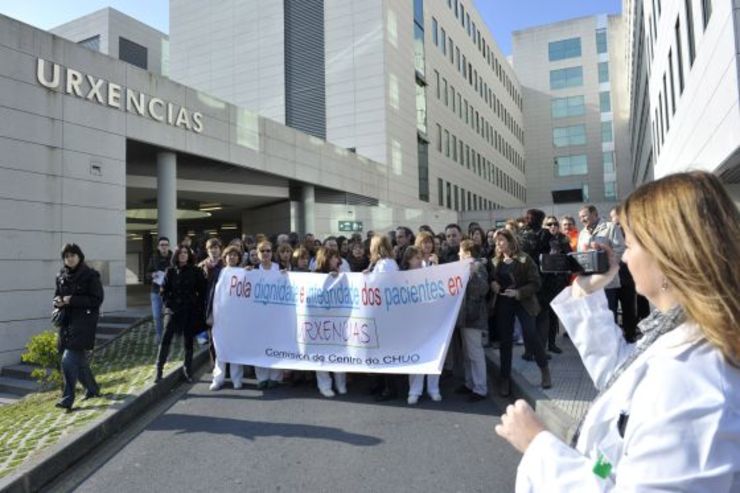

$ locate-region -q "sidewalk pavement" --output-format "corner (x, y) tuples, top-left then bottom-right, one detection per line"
(485, 334), (596, 442)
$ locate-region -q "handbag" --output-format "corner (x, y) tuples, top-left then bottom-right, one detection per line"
(51, 307), (67, 327)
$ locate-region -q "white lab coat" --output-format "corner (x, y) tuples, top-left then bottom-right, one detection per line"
(515, 287), (740, 492)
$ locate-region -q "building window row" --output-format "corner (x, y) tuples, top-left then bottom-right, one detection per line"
(551, 95), (585, 118)
(437, 177), (507, 212)
(436, 4), (523, 111)
(431, 20), (524, 145)
(550, 66), (583, 89)
(553, 124), (586, 148)
(652, 0), (708, 160)
(435, 123), (525, 201)
(434, 71), (524, 172)
(548, 37), (582, 61)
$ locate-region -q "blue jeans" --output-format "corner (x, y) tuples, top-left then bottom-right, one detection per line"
(150, 292), (164, 341)
(60, 349), (99, 407)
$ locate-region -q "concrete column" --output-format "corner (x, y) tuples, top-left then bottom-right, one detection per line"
(301, 184), (316, 235)
(156, 152), (177, 244)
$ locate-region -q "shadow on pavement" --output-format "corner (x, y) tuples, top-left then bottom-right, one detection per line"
(147, 413), (383, 447)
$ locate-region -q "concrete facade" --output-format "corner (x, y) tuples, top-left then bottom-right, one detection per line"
(623, 0), (739, 194)
(0, 13), (456, 367)
(168, 0), (527, 215)
(50, 7), (169, 76)
(513, 15), (632, 205)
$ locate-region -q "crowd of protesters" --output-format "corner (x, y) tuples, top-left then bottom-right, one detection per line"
(144, 205), (648, 404)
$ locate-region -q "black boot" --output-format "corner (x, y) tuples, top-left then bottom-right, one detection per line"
(155, 367), (163, 383)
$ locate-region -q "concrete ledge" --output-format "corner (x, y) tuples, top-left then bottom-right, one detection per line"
(0, 348), (209, 493)
(485, 350), (578, 443)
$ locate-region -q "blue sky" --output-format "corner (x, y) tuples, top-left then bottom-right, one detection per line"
(1, 0), (621, 55)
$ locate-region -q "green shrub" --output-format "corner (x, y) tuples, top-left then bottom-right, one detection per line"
(21, 331), (61, 389)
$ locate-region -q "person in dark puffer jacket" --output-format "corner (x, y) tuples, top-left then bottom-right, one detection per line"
(53, 243), (104, 410)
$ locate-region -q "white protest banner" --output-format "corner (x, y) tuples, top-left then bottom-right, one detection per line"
(211, 262), (471, 374)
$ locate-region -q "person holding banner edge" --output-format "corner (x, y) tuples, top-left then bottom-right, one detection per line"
(250, 240), (283, 389)
(313, 247), (348, 398)
(403, 246), (442, 405)
(455, 240), (490, 402)
(209, 245), (245, 391)
(495, 171), (740, 492)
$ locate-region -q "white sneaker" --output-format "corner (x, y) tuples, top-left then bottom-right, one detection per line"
(209, 382), (222, 391)
(319, 388), (335, 398)
(407, 395), (419, 405)
(429, 393), (442, 402)
(336, 385), (347, 395)
(232, 381), (242, 390)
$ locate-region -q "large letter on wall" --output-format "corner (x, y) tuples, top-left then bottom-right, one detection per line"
(36, 58), (60, 89)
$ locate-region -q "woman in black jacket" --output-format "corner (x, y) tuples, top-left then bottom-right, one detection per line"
(156, 245), (207, 383)
(54, 243), (104, 410)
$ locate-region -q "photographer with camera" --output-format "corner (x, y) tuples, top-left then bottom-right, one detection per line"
(577, 205), (625, 323)
(495, 171), (740, 492)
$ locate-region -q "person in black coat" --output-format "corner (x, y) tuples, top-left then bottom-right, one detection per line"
(156, 245), (207, 383)
(54, 243), (104, 410)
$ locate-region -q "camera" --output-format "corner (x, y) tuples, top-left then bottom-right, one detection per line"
(540, 250), (609, 275)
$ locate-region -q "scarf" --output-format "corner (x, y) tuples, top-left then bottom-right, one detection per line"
(570, 304), (686, 447)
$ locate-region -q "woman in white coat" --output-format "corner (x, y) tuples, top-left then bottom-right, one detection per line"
(495, 171), (740, 492)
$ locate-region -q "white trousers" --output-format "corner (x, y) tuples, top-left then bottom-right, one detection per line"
(462, 327), (487, 395)
(315, 371), (347, 392)
(408, 374), (440, 397)
(212, 359), (244, 387)
(255, 367), (283, 383)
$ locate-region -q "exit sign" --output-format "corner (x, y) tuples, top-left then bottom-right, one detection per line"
(338, 221), (363, 232)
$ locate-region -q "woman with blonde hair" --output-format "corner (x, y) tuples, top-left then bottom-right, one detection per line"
(414, 231), (439, 267)
(368, 234), (398, 273)
(276, 243), (293, 271)
(496, 171), (740, 492)
(367, 235), (401, 400)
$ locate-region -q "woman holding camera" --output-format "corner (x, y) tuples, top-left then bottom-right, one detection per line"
(495, 171), (740, 492)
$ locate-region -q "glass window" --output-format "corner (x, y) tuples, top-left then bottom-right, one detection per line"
(604, 181), (617, 200)
(550, 66), (583, 89)
(601, 121), (614, 142)
(603, 152), (615, 174)
(440, 28), (447, 54)
(413, 0), (424, 26)
(685, 0), (696, 66)
(548, 37), (582, 61)
(598, 62), (610, 83)
(599, 91), (611, 112)
(701, 0), (712, 29)
(438, 178), (444, 206)
(119, 37), (148, 70)
(445, 129), (450, 156)
(675, 19), (685, 93)
(446, 182), (452, 209)
(435, 70), (440, 99)
(436, 124), (442, 152)
(78, 35), (100, 52)
(432, 18), (438, 46)
(551, 95), (585, 118)
(553, 125), (587, 147)
(554, 154), (588, 176)
(595, 28), (608, 54)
